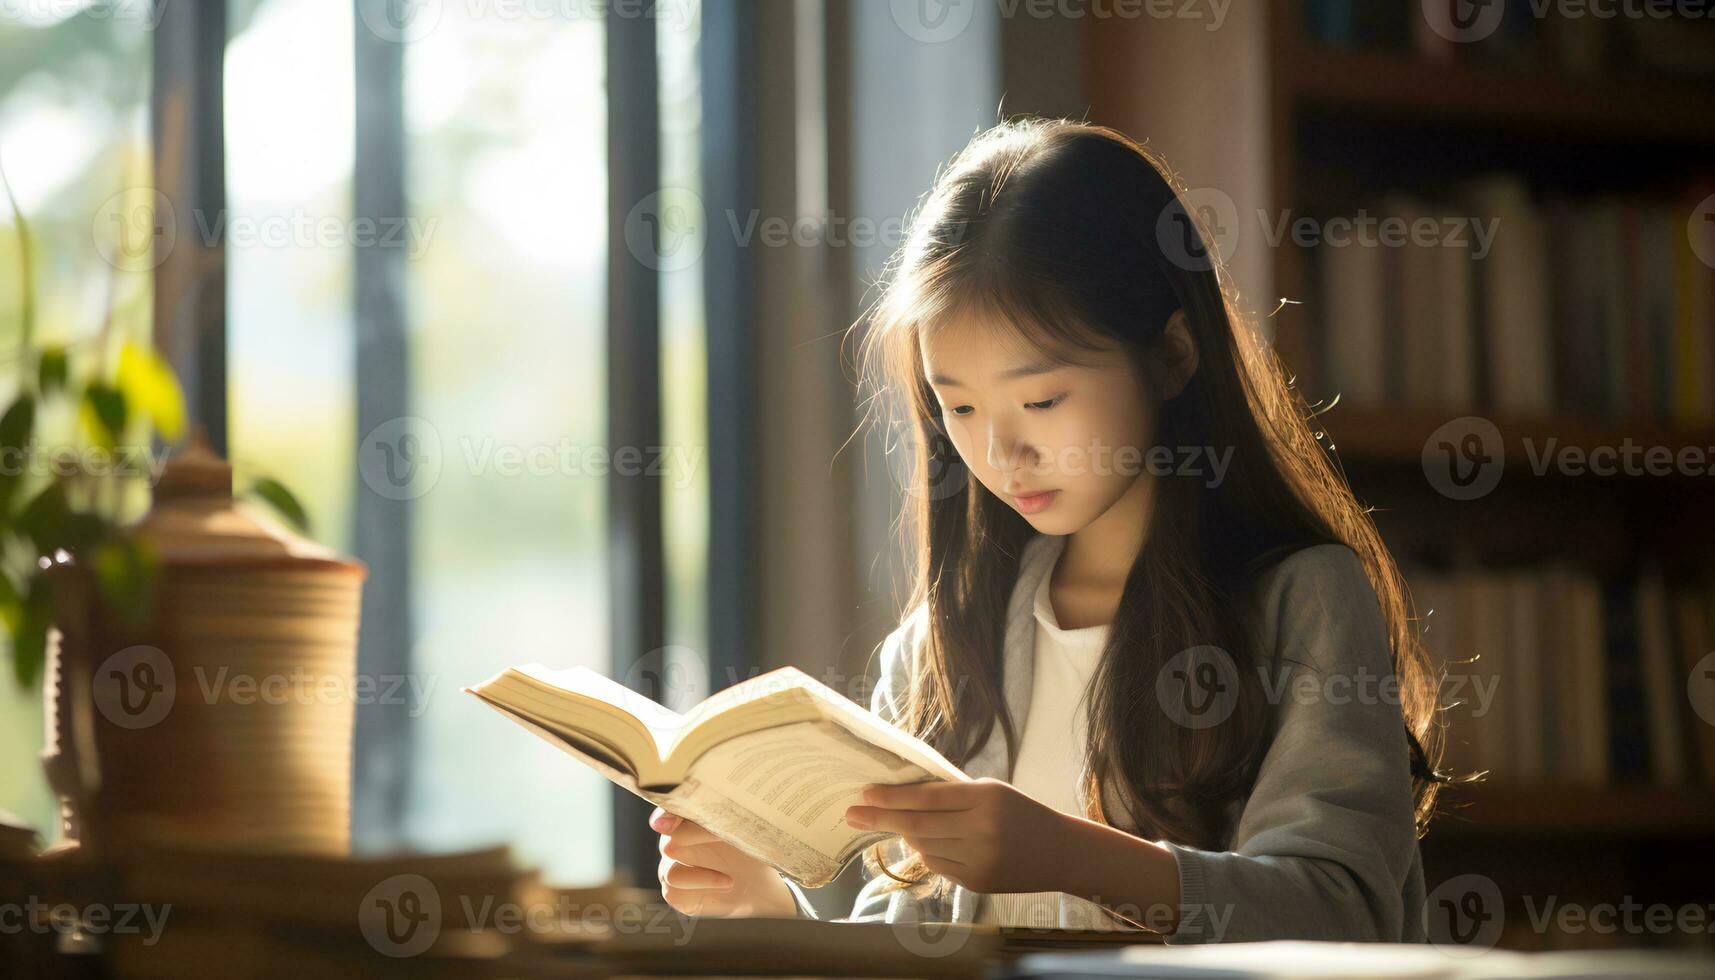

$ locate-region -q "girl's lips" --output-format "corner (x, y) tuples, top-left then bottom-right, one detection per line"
(1012, 489), (1058, 514)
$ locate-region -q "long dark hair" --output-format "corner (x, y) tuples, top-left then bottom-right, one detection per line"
(853, 118), (1447, 897)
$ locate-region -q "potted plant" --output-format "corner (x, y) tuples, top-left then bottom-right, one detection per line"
(3, 160), (354, 857)
(0, 164), (186, 692)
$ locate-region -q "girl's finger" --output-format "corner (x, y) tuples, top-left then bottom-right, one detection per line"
(648, 807), (681, 832)
(659, 857), (733, 890)
(861, 781), (975, 810)
(845, 804), (964, 837)
(904, 837), (971, 864)
(660, 818), (720, 847)
(661, 834), (739, 867)
(662, 886), (730, 918)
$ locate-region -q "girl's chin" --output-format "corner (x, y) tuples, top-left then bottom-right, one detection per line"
(1019, 506), (1078, 533)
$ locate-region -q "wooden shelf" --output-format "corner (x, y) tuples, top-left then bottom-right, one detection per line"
(1090, 0), (1715, 913)
(1283, 44), (1715, 147)
(1431, 784), (1715, 837)
(1311, 405), (1715, 478)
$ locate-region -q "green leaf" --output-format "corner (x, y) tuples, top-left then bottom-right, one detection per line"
(0, 397), (31, 517)
(10, 578), (51, 688)
(38, 347), (68, 394)
(0, 153), (34, 357)
(12, 482), (113, 559)
(0, 572), (21, 635)
(16, 483), (68, 554)
(93, 535), (156, 622)
(117, 343), (185, 442)
(249, 477), (311, 536)
(81, 384), (128, 448)
(58, 512), (109, 554)
(0, 397), (34, 452)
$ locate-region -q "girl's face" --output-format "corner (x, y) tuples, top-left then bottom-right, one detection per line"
(921, 310), (1157, 537)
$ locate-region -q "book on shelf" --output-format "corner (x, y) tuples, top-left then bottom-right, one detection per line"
(1410, 564), (1715, 787)
(1301, 0), (1411, 51)
(1314, 174), (1715, 429)
(464, 663), (970, 888)
(1307, 0), (1715, 80)
(1306, 0), (1535, 63)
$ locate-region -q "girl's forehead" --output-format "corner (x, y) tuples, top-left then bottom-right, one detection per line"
(919, 307), (1112, 378)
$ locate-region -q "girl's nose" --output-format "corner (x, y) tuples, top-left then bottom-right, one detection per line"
(985, 422), (1030, 474)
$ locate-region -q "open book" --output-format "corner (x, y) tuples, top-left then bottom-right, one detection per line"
(463, 664), (970, 889)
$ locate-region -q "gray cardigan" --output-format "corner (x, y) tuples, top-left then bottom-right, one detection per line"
(781, 531), (1426, 943)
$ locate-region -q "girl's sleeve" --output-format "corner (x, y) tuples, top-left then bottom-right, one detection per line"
(778, 605), (930, 921)
(1161, 544), (1423, 944)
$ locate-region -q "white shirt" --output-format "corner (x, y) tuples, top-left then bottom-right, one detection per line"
(976, 555), (1120, 929)
(786, 535), (1427, 942)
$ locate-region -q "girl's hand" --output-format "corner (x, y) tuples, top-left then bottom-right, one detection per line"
(843, 777), (1077, 895)
(651, 806), (799, 917)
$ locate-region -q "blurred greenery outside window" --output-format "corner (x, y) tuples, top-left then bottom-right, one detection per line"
(0, 0), (705, 886)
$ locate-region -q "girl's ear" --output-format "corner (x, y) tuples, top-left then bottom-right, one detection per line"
(1154, 308), (1200, 400)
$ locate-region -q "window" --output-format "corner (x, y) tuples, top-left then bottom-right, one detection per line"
(3, 0), (707, 887)
(0, 0), (153, 841)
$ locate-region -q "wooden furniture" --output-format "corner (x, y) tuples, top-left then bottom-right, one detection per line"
(1089, 0), (1715, 951)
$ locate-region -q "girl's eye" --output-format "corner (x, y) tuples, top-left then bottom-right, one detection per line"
(947, 405), (974, 417)
(1025, 394), (1065, 411)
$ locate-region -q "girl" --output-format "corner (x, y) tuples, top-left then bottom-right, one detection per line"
(651, 117), (1446, 943)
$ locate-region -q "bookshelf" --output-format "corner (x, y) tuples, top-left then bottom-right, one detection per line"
(1317, 405), (1715, 472)
(1433, 784), (1715, 838)
(1281, 46), (1715, 145)
(1090, 0), (1715, 949)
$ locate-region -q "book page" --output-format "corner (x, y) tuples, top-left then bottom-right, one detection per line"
(652, 718), (948, 888)
(512, 663), (687, 755)
(663, 666), (968, 787)
(673, 666), (814, 736)
(474, 698), (645, 791)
